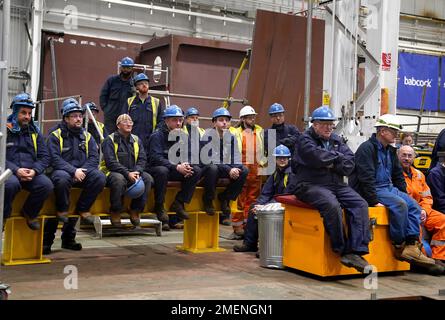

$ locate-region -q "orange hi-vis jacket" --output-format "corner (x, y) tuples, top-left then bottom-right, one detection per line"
(403, 166), (445, 260)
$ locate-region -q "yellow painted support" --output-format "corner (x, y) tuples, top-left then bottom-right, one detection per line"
(2, 217), (51, 266)
(177, 211), (225, 253)
(283, 206), (410, 277)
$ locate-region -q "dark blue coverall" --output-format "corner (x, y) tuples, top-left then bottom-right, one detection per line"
(147, 122), (202, 215)
(126, 95), (164, 152)
(429, 128), (445, 172)
(99, 74), (133, 134)
(101, 131), (153, 213)
(43, 122), (106, 246)
(293, 127), (370, 255)
(4, 124), (53, 219)
(427, 164), (445, 213)
(264, 123), (300, 156)
(200, 129), (249, 222)
(243, 165), (297, 249)
(351, 133), (421, 245)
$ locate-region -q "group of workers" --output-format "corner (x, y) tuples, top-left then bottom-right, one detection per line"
(3, 56), (445, 276)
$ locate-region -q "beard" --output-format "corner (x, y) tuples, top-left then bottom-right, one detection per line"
(138, 86), (149, 94)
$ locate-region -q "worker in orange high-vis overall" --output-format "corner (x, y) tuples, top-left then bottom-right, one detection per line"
(229, 105), (266, 240)
(398, 145), (445, 268)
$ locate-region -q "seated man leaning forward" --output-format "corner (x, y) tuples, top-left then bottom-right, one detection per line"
(293, 106), (370, 273)
(352, 114), (436, 270)
(101, 114), (153, 227)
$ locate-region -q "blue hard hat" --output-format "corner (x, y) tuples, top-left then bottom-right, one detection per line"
(83, 102), (99, 113)
(268, 103), (285, 115)
(62, 99), (84, 117)
(10, 93), (34, 109)
(311, 106), (336, 122)
(273, 144), (291, 157)
(185, 107), (199, 117)
(120, 56), (134, 67)
(163, 105), (184, 118)
(133, 73), (149, 85)
(212, 107), (231, 120)
(125, 178), (145, 199)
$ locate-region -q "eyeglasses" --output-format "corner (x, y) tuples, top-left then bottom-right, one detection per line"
(120, 120), (134, 125)
(316, 122), (335, 128)
(69, 114), (83, 119)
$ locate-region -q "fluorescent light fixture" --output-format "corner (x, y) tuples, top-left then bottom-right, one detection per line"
(100, 0), (254, 25)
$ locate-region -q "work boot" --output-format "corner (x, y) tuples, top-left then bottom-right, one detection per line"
(79, 212), (95, 225)
(110, 212), (122, 227)
(42, 245), (52, 255)
(203, 197), (215, 216)
(25, 217), (40, 231)
(233, 243), (257, 252)
(401, 241), (436, 267)
(171, 222), (184, 229)
(56, 211), (69, 223)
(154, 203), (169, 224)
(218, 194), (231, 217)
(129, 210), (141, 227)
(393, 243), (405, 261)
(162, 223), (170, 231)
(61, 240), (82, 251)
(255, 251), (260, 259)
(220, 218), (231, 226)
(340, 253), (370, 273)
(170, 199), (189, 220)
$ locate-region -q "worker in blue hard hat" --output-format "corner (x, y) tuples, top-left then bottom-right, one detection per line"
(264, 103), (300, 156)
(100, 113), (153, 227)
(146, 105), (202, 231)
(82, 101), (108, 146)
(43, 98), (106, 254)
(124, 72), (164, 153)
(234, 144), (297, 253)
(352, 114), (437, 270)
(3, 93), (53, 231)
(200, 107), (248, 226)
(99, 56), (135, 134)
(292, 106), (371, 273)
(184, 107), (205, 137)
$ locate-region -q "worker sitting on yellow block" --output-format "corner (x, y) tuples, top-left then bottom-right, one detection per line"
(101, 114), (153, 227)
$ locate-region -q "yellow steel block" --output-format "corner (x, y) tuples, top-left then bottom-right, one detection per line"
(2, 217), (51, 266)
(283, 205), (410, 277)
(177, 211), (226, 253)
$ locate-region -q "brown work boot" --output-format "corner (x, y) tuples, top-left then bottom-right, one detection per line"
(401, 241), (436, 267)
(110, 212), (122, 227)
(129, 210), (141, 227)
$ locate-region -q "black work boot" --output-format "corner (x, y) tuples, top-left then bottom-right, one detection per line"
(170, 199), (189, 220)
(61, 240), (82, 251)
(233, 242), (257, 252)
(218, 194), (231, 217)
(203, 197), (215, 216)
(340, 253), (369, 273)
(154, 203), (169, 223)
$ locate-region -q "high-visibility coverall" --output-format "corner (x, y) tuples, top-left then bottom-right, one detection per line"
(404, 166), (445, 260)
(230, 124), (265, 231)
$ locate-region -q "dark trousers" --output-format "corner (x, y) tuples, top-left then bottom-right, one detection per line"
(3, 174), (53, 219)
(201, 164), (248, 201)
(106, 171), (153, 213)
(43, 217), (78, 246)
(295, 183), (370, 255)
(51, 169), (106, 213)
(148, 165), (202, 205)
(244, 207), (259, 249)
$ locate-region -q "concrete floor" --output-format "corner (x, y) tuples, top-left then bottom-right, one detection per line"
(1, 225), (444, 300)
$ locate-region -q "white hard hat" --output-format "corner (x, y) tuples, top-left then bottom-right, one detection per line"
(374, 114), (403, 131)
(239, 105), (257, 118)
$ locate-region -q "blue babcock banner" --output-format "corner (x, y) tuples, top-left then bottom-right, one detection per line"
(397, 52), (440, 111)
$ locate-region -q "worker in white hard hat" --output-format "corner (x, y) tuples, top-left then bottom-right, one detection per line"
(228, 105), (266, 240)
(351, 114), (439, 271)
